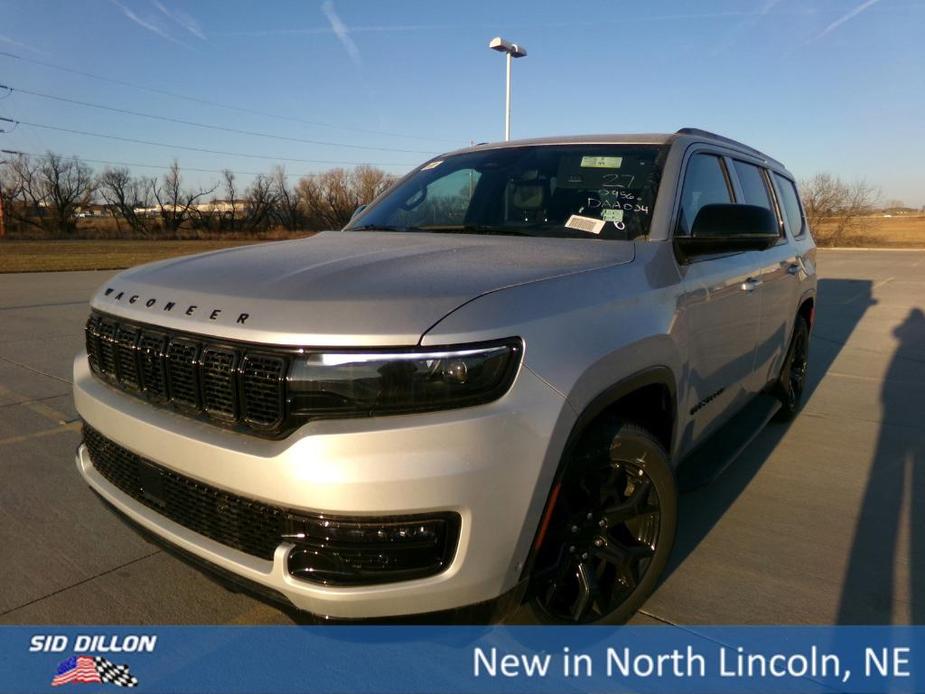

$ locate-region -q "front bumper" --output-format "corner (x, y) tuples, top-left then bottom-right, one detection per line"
(73, 353), (572, 619)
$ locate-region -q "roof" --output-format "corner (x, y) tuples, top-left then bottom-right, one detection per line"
(441, 128), (786, 170)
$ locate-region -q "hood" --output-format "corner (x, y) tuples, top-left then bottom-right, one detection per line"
(91, 231), (635, 346)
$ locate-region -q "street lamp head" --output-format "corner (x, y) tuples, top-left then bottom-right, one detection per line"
(488, 36), (527, 58)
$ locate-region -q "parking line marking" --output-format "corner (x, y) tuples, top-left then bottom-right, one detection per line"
(0, 355), (72, 385)
(0, 421), (80, 447)
(0, 384), (72, 424)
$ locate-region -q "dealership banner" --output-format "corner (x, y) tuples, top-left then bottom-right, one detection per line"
(2, 626), (924, 693)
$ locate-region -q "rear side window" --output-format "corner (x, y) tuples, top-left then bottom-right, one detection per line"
(732, 160), (772, 210)
(678, 154), (732, 235)
(773, 174), (806, 237)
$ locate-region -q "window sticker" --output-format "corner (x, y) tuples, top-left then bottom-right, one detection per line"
(565, 214), (606, 235)
(420, 160), (443, 171)
(601, 208), (625, 223)
(580, 156), (623, 169)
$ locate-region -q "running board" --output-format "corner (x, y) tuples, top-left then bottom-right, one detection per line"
(675, 394), (781, 492)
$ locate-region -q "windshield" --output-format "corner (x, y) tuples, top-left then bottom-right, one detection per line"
(346, 144), (665, 240)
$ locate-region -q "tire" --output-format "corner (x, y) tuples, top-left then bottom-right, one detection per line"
(527, 420), (677, 624)
(774, 316), (810, 421)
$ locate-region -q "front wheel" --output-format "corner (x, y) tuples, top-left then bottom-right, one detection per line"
(528, 421), (677, 624)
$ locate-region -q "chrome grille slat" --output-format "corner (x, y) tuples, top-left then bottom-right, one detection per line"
(84, 312), (290, 436)
(166, 339), (201, 410)
(201, 347), (238, 421)
(137, 331), (168, 402)
(96, 319), (118, 377)
(114, 324), (141, 389)
(241, 354), (285, 428)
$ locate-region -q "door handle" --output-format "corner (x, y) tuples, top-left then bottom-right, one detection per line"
(741, 277), (762, 292)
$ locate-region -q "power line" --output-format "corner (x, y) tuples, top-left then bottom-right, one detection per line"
(0, 50), (459, 145)
(3, 84), (437, 155)
(2, 116), (420, 167)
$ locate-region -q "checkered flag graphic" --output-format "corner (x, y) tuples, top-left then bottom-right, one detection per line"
(94, 657), (139, 687)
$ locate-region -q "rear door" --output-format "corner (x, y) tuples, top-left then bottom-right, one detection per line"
(675, 151), (765, 446)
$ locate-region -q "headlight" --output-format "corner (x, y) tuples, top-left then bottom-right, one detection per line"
(287, 339), (522, 418)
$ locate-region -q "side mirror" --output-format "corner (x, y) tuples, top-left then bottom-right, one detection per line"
(350, 204), (367, 221)
(675, 204), (779, 262)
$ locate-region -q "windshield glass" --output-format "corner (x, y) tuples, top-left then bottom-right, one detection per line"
(346, 144), (665, 240)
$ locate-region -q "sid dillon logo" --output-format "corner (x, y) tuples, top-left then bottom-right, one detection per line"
(31, 635), (156, 688)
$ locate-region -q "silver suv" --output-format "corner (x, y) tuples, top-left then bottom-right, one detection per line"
(74, 129), (816, 624)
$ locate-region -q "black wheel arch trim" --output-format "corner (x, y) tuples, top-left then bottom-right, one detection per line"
(518, 365), (678, 584)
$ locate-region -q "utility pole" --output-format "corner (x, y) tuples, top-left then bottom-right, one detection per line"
(0, 149), (25, 239)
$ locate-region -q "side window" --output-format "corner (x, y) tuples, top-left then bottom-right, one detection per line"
(678, 154), (732, 235)
(773, 173), (806, 237)
(732, 160), (772, 210)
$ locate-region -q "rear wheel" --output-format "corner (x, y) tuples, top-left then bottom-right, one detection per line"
(774, 316), (810, 420)
(528, 421), (677, 624)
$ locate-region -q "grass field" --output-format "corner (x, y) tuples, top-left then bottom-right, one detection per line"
(1, 217), (923, 273)
(0, 239), (268, 273)
(814, 214), (925, 247)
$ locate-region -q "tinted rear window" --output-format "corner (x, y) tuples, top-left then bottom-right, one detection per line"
(774, 173), (806, 237)
(733, 160), (772, 210)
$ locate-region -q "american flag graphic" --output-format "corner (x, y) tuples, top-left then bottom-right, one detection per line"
(51, 655), (139, 687)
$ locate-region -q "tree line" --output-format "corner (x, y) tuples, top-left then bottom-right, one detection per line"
(0, 151), (396, 237)
(0, 150), (901, 242)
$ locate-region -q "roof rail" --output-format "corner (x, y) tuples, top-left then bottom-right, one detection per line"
(675, 128), (769, 160)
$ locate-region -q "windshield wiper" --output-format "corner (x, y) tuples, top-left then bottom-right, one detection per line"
(420, 225), (534, 236)
(347, 224), (533, 236)
(346, 224), (422, 232)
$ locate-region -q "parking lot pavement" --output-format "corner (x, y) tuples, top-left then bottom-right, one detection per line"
(1, 250), (923, 625)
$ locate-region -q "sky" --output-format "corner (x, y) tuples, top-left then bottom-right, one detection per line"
(1, 0), (923, 205)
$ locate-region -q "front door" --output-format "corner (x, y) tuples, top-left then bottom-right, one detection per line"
(674, 153), (764, 450)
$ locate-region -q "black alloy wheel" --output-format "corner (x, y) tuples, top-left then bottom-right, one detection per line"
(775, 316), (810, 419)
(529, 422), (677, 624)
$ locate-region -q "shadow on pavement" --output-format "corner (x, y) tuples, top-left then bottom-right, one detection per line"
(836, 307), (925, 624)
(663, 279), (876, 584)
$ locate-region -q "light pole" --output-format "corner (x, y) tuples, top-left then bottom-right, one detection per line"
(488, 37), (527, 141)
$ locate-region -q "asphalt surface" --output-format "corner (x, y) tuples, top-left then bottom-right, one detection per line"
(1, 249), (923, 625)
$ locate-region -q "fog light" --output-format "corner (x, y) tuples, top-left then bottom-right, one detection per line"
(284, 513), (460, 586)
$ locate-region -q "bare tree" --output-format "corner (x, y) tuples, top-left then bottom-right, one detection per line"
(0, 152), (95, 235)
(97, 167), (155, 235)
(222, 169), (238, 232)
(39, 152), (96, 234)
(0, 154), (42, 233)
(296, 166), (395, 230)
(352, 164), (394, 205)
(800, 173), (879, 243)
(150, 161), (217, 236)
(270, 166), (303, 231)
(243, 173), (277, 231)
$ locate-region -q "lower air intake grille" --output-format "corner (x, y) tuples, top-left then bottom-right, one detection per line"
(82, 425), (460, 584)
(84, 425), (283, 559)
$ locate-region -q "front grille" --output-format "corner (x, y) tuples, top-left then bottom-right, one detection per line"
(83, 425), (460, 584)
(85, 311), (289, 436)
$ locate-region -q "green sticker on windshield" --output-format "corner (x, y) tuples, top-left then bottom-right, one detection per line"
(602, 208), (624, 223)
(581, 156), (623, 169)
